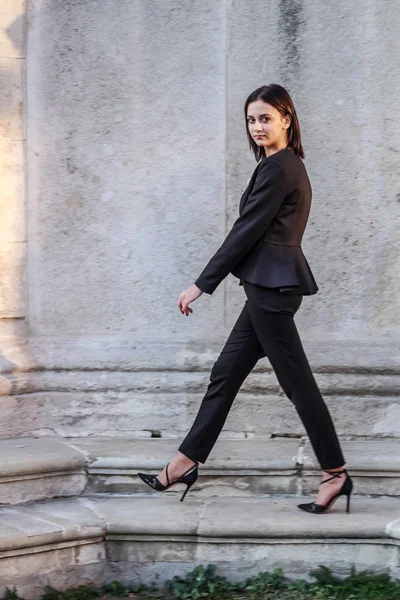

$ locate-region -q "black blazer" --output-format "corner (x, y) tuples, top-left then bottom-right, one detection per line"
(195, 147), (319, 296)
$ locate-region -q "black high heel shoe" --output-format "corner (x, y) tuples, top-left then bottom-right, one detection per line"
(297, 468), (353, 514)
(137, 461), (199, 502)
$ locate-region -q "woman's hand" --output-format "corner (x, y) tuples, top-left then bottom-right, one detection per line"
(178, 284), (204, 316)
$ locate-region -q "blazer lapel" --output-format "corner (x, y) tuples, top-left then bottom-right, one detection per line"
(239, 160), (263, 215)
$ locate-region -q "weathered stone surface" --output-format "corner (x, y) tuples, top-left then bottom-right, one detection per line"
(387, 519), (400, 539)
(76, 437), (400, 498)
(303, 439), (400, 472)
(95, 473), (299, 498)
(0, 500), (105, 597)
(0, 140), (25, 242)
(0, 437), (86, 476)
(0, 437), (87, 505)
(106, 541), (400, 586)
(0, 60), (23, 140)
(27, 0), (226, 339)
(73, 437), (299, 469)
(73, 437), (300, 497)
(0, 392), (191, 438)
(3, 368), (400, 397)
(0, 0), (25, 58)
(0, 436), (398, 503)
(88, 494), (400, 540)
(0, 495), (399, 597)
(226, 0), (400, 344)
(0, 498), (104, 551)
(2, 338), (399, 374)
(0, 544), (105, 599)
(98, 495), (400, 582)
(0, 241), (26, 317)
(0, 0), (25, 333)
(0, 472), (87, 507)
(302, 439), (400, 496)
(26, 0), (400, 345)
(221, 394), (400, 438)
(1, 389), (400, 439)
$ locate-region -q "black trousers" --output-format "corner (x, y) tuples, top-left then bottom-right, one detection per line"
(178, 281), (345, 470)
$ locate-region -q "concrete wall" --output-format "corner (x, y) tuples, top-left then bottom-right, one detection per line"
(1, 0), (399, 438)
(26, 0), (226, 343)
(25, 0), (400, 348)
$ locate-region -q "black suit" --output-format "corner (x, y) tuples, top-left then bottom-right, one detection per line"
(178, 148), (345, 471)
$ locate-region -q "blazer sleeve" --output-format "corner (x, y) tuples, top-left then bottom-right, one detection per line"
(195, 157), (286, 295)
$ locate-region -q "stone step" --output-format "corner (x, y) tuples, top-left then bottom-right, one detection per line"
(1, 436), (399, 506)
(73, 437), (400, 497)
(0, 497), (105, 597)
(0, 437), (87, 506)
(0, 495), (399, 597)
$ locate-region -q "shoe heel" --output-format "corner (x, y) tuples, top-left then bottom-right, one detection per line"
(180, 483), (193, 502)
(346, 493), (351, 514)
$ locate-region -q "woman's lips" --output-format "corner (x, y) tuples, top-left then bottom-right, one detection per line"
(255, 135), (265, 138)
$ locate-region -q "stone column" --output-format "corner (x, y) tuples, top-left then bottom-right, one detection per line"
(0, 1), (26, 340)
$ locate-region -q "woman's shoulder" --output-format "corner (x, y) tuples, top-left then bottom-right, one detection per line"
(257, 150), (289, 176)
(262, 147), (303, 165)
(265, 148), (307, 178)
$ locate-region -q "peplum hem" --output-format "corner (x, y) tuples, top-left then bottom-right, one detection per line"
(232, 241), (319, 296)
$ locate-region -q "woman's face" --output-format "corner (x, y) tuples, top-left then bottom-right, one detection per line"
(246, 100), (290, 154)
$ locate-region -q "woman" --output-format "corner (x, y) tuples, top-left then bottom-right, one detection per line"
(138, 83), (353, 514)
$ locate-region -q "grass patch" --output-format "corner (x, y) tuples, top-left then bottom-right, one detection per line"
(2, 564), (400, 600)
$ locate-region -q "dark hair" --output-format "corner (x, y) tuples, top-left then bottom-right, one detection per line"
(244, 83), (304, 161)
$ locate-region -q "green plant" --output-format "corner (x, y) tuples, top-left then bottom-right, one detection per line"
(241, 567), (287, 596)
(41, 584), (101, 600)
(101, 582), (130, 597)
(307, 565), (400, 600)
(1, 588), (25, 600)
(164, 564), (238, 599)
(2, 564), (400, 600)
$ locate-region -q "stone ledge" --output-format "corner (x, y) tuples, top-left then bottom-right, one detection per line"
(0, 437), (86, 476)
(0, 437), (87, 505)
(0, 495), (399, 596)
(2, 370), (400, 396)
(76, 436), (300, 497)
(0, 498), (105, 553)
(387, 519), (400, 539)
(303, 439), (400, 471)
(302, 439), (400, 496)
(74, 437), (400, 497)
(2, 436), (400, 505)
(88, 495), (400, 540)
(1, 337), (399, 374)
(74, 437), (300, 470)
(2, 392), (400, 438)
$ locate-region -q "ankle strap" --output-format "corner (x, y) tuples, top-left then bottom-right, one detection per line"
(322, 469), (346, 484)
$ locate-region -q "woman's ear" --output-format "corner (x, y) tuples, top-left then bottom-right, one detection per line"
(282, 114), (291, 130)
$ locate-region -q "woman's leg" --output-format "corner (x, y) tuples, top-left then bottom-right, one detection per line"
(243, 282), (346, 504)
(156, 302), (264, 484)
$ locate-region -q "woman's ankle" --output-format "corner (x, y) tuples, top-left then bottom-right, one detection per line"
(323, 465), (345, 473)
(177, 451), (197, 466)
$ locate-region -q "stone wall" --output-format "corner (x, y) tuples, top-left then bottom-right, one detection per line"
(0, 0), (26, 339)
(0, 0), (399, 439)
